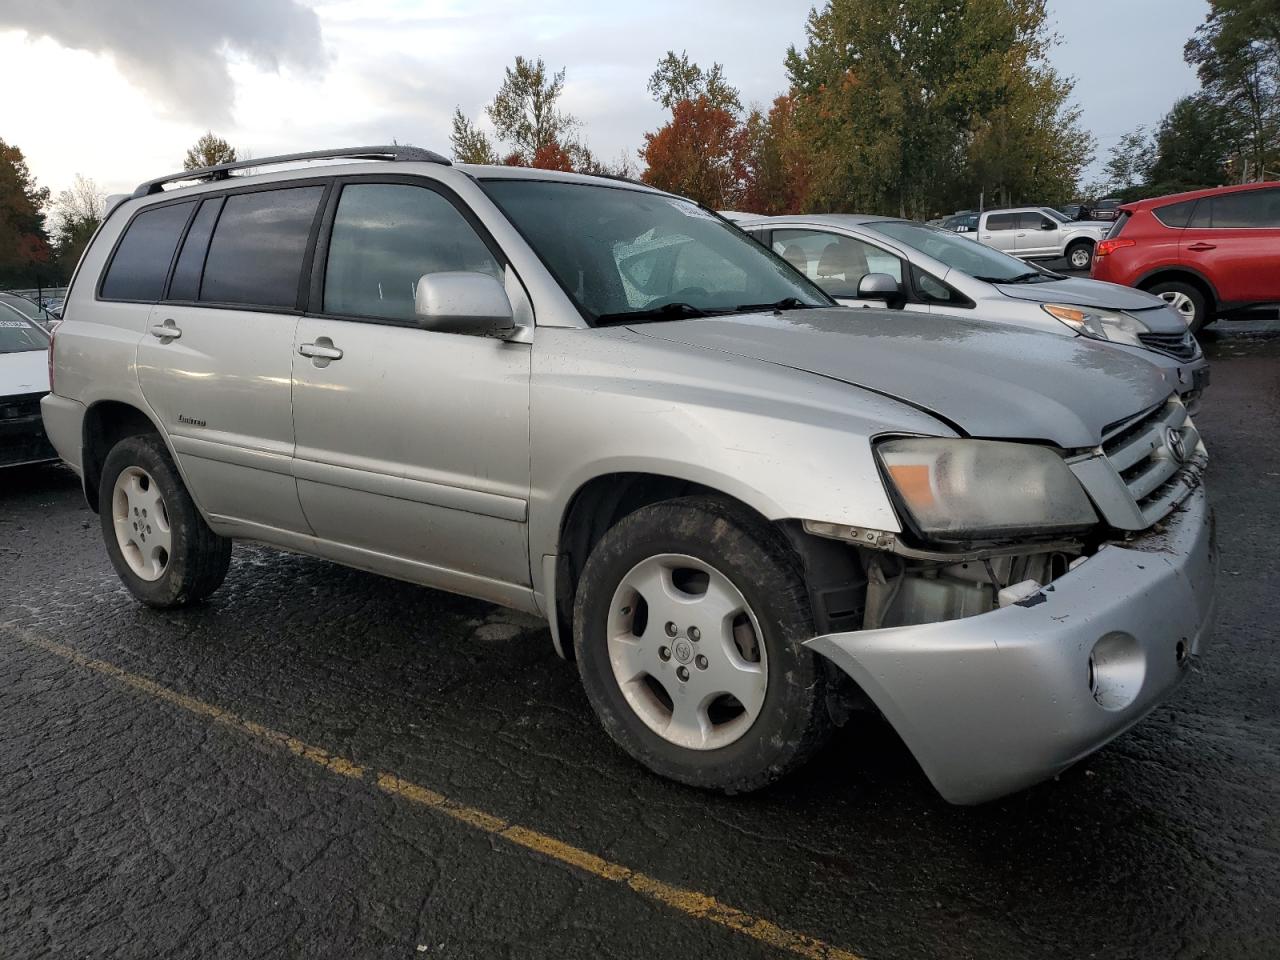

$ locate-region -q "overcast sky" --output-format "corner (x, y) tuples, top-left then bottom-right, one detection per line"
(0, 0), (1209, 201)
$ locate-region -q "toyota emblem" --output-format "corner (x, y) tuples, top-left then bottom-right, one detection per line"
(1166, 427), (1188, 463)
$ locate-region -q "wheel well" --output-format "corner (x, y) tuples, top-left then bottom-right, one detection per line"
(552, 473), (865, 661)
(1137, 270), (1217, 311)
(1066, 237), (1094, 249)
(82, 401), (161, 513)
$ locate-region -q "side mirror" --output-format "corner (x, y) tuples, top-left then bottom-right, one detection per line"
(1041, 220), (1057, 231)
(857, 272), (904, 307)
(414, 271), (514, 335)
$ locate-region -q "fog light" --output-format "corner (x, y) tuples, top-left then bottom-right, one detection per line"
(1088, 632), (1146, 711)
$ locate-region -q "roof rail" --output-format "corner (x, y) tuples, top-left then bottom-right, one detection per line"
(131, 145), (451, 198)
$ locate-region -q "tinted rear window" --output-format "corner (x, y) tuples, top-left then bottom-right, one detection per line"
(100, 201), (196, 301)
(1106, 212), (1131, 239)
(1152, 200), (1196, 228)
(986, 213), (1016, 230)
(200, 187), (324, 309)
(168, 197), (224, 301)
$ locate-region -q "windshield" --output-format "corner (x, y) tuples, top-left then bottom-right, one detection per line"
(1040, 208), (1069, 224)
(0, 313), (50, 353)
(481, 179), (832, 324)
(866, 220), (1051, 283)
(0, 292), (53, 325)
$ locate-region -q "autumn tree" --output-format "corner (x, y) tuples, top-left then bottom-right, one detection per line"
(785, 0), (1091, 217)
(183, 131), (238, 171)
(0, 139), (52, 287)
(642, 96), (745, 207)
(738, 95), (813, 215)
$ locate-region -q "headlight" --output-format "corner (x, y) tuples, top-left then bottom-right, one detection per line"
(877, 438), (1097, 540)
(1042, 303), (1149, 347)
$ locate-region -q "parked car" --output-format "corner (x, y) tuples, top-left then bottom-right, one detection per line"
(736, 214), (1207, 407)
(0, 291), (59, 331)
(1091, 181), (1280, 332)
(1057, 203), (1086, 221)
(43, 146), (1214, 805)
(0, 309), (57, 468)
(940, 212), (978, 233)
(972, 206), (1110, 269)
(1087, 199), (1123, 222)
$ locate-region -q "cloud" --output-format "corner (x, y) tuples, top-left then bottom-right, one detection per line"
(0, 0), (325, 124)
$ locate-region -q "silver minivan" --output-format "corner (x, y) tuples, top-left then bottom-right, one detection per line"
(738, 214), (1208, 408)
(42, 147), (1215, 805)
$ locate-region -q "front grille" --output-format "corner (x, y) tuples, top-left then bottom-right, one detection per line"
(1101, 397), (1204, 525)
(0, 391), (45, 422)
(1137, 330), (1198, 361)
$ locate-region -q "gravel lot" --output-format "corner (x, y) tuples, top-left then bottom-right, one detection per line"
(2, 316), (1277, 960)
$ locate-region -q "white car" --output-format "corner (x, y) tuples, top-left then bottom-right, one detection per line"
(964, 207), (1109, 270)
(0, 306), (56, 468)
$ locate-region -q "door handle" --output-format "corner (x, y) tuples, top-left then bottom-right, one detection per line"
(298, 339), (343, 366)
(1186, 242), (1216, 252)
(149, 319), (181, 340)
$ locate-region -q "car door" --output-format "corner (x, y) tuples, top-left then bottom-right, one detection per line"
(290, 178), (532, 598)
(771, 228), (908, 307)
(1018, 212), (1060, 258)
(131, 184), (327, 533)
(1180, 188), (1280, 305)
(979, 212), (1020, 253)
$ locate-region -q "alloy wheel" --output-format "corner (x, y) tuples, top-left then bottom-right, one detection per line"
(1158, 290), (1197, 327)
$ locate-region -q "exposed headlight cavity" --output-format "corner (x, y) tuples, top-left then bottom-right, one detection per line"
(877, 437), (1098, 540)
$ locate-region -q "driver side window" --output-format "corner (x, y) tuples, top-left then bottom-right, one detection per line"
(772, 229), (902, 298)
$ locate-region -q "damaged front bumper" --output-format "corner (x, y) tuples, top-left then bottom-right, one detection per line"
(806, 485), (1216, 805)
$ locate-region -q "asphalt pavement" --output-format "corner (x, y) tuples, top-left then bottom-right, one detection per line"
(1, 316), (1278, 960)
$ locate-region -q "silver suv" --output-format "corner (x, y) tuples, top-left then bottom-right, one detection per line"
(43, 147), (1215, 804)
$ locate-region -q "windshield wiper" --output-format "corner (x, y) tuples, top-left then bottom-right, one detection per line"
(1002, 271), (1051, 284)
(733, 297), (818, 313)
(595, 302), (715, 326)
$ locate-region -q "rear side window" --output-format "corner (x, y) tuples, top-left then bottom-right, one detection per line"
(1017, 212), (1053, 230)
(1152, 200), (1195, 228)
(168, 197), (223, 301)
(200, 186), (324, 309)
(1207, 188), (1280, 228)
(986, 213), (1016, 231)
(322, 183), (500, 322)
(99, 201), (196, 301)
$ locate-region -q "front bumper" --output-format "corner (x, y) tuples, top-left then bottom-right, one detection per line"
(807, 485), (1216, 804)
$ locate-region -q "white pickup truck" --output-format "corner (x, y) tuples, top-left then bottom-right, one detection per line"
(969, 207), (1110, 270)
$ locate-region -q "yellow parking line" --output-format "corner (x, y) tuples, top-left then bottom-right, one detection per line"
(7, 627), (866, 960)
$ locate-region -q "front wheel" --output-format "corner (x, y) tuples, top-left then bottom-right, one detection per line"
(573, 496), (832, 792)
(1066, 241), (1094, 271)
(99, 435), (232, 608)
(1148, 280), (1210, 333)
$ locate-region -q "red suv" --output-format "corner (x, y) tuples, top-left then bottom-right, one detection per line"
(1091, 181), (1280, 332)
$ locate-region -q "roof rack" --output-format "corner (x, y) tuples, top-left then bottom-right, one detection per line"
(131, 145), (451, 198)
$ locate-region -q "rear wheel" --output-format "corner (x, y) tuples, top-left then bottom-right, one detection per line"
(99, 435), (232, 608)
(573, 496), (832, 792)
(1066, 240), (1094, 271)
(1148, 280), (1210, 333)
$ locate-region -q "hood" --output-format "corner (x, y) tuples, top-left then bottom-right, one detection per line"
(1070, 220), (1112, 230)
(993, 277), (1186, 334)
(0, 348), (49, 395)
(633, 309), (1173, 449)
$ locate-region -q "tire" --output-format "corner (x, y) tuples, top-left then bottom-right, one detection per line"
(1066, 240), (1094, 271)
(99, 434), (232, 608)
(573, 496), (832, 793)
(1147, 280), (1211, 334)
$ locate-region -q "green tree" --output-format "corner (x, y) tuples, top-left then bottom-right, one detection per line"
(1185, 0), (1280, 179)
(486, 56), (581, 164)
(1103, 127), (1156, 193)
(183, 131), (238, 171)
(0, 139), (52, 287)
(647, 51), (741, 113)
(785, 0), (1090, 217)
(1147, 96), (1232, 191)
(49, 174), (106, 277)
(450, 108), (497, 164)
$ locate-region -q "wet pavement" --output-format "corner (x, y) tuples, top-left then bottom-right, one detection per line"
(1, 316), (1278, 960)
